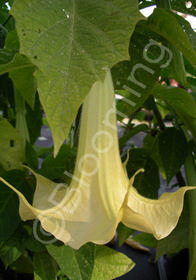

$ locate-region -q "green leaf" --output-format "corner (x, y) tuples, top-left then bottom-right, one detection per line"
(34, 146), (53, 159)
(172, 13), (196, 52)
(117, 223), (135, 247)
(0, 175), (20, 242)
(0, 117), (24, 170)
(0, 53), (37, 107)
(168, 43), (188, 88)
(11, 0), (143, 155)
(156, 195), (190, 260)
(33, 252), (57, 280)
(143, 133), (166, 179)
(0, 170), (33, 243)
(9, 251), (34, 274)
(91, 245), (135, 280)
(25, 234), (46, 253)
(147, 8), (196, 68)
(0, 226), (27, 268)
(158, 127), (188, 184)
(25, 141), (38, 170)
(125, 148), (160, 198)
(112, 18), (169, 117)
(153, 85), (196, 143)
(47, 243), (95, 280)
(5, 29), (20, 51)
(40, 144), (76, 181)
(184, 56), (196, 78)
(132, 232), (157, 248)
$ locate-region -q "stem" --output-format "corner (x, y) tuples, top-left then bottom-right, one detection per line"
(184, 144), (196, 280)
(153, 102), (165, 131)
(155, 0), (171, 9)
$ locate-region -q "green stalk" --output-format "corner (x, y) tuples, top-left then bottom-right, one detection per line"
(14, 89), (30, 142)
(184, 144), (196, 280)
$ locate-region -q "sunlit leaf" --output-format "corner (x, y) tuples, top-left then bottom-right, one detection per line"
(11, 0), (143, 154)
(91, 245), (135, 280)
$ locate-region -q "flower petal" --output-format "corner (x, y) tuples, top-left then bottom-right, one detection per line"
(122, 185), (196, 239)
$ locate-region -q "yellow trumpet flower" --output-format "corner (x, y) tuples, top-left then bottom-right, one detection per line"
(0, 71), (195, 249)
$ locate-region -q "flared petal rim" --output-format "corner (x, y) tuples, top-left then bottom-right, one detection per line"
(122, 185), (196, 239)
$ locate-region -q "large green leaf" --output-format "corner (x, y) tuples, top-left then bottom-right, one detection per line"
(11, 0), (143, 155)
(147, 8), (196, 68)
(158, 127), (188, 184)
(0, 117), (24, 170)
(47, 243), (95, 280)
(33, 252), (57, 280)
(91, 245), (135, 280)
